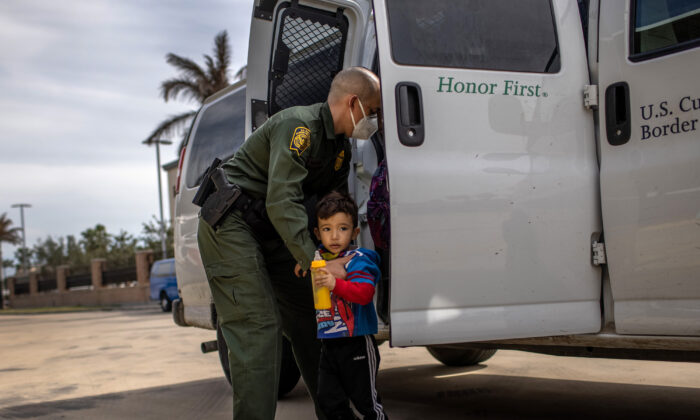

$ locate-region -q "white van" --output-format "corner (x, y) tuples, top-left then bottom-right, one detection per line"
(174, 0), (700, 386)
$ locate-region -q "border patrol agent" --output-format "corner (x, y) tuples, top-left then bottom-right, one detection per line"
(197, 67), (381, 419)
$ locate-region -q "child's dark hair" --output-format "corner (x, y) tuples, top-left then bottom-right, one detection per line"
(316, 191), (358, 227)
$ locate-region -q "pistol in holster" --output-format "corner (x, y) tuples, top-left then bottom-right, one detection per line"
(192, 158), (222, 207)
(192, 159), (243, 229)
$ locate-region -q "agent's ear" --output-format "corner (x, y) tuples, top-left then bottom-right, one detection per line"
(348, 94), (358, 110)
(314, 227), (321, 241)
(351, 227), (360, 241)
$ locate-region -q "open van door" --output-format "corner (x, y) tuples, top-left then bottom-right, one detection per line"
(373, 0), (603, 346)
(598, 1), (700, 336)
(245, 0), (372, 136)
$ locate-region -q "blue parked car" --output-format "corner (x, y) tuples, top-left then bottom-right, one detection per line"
(149, 258), (179, 312)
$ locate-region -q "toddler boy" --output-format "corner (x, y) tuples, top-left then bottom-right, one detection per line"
(313, 191), (387, 420)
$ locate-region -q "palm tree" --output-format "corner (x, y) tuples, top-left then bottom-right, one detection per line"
(144, 30), (232, 146)
(0, 213), (21, 306)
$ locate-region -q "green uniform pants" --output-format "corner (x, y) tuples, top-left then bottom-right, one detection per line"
(198, 211), (323, 420)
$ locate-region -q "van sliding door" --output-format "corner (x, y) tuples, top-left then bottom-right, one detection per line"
(374, 0), (603, 346)
(598, 0), (700, 336)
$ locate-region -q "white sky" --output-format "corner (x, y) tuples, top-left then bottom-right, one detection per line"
(0, 0), (253, 267)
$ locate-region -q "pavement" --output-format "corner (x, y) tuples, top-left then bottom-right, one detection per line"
(0, 305), (221, 409)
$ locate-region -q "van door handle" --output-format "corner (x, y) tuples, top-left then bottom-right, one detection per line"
(605, 81), (631, 146)
(395, 82), (425, 147)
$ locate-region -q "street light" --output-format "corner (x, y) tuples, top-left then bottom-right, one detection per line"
(142, 139), (172, 259)
(11, 203), (31, 273)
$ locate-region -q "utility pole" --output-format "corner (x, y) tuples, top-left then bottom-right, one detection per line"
(142, 139), (172, 259)
(11, 203), (31, 273)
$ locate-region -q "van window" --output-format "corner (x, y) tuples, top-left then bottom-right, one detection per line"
(185, 87), (246, 188)
(269, 4), (348, 115)
(385, 0), (560, 73)
(631, 0), (700, 60)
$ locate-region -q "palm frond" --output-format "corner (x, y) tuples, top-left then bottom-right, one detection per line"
(165, 53), (209, 86)
(203, 55), (217, 92)
(144, 110), (197, 144)
(213, 31), (231, 83)
(0, 213), (21, 245)
(160, 78), (205, 103)
(146, 30), (232, 146)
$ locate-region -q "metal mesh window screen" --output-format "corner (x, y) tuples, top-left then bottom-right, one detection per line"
(270, 6), (347, 115)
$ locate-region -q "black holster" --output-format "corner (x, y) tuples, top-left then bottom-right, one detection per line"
(193, 159), (278, 237)
(197, 168), (242, 229)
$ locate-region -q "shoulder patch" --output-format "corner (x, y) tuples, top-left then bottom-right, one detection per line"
(289, 127), (311, 156)
(334, 150), (345, 171)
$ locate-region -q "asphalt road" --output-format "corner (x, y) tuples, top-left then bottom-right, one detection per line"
(1, 307), (699, 419)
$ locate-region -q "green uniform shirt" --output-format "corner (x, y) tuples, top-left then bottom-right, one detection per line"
(222, 102), (351, 270)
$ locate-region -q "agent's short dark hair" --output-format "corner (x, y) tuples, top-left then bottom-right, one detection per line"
(316, 191), (358, 228)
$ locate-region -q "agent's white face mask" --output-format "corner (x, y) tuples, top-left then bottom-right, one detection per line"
(350, 98), (378, 140)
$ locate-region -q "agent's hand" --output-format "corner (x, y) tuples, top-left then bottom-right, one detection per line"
(314, 268), (336, 291)
(325, 255), (353, 280)
(294, 263), (307, 278)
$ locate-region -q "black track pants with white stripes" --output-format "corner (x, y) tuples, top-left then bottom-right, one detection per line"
(318, 335), (387, 420)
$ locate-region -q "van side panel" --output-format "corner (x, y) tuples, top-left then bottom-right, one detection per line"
(174, 83), (247, 330)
